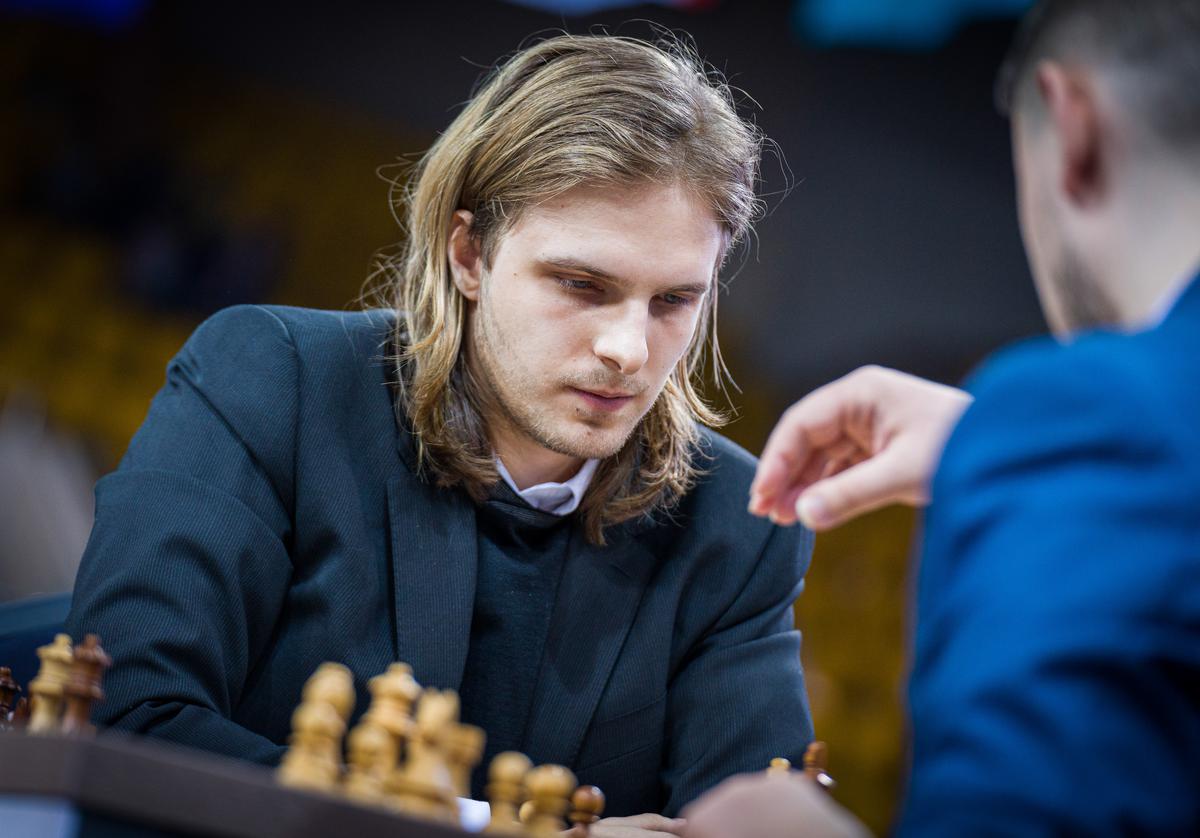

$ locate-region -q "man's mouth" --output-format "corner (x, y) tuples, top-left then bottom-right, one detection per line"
(570, 387), (635, 413)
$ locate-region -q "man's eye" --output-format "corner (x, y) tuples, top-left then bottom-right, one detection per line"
(558, 278), (599, 292)
(659, 293), (694, 307)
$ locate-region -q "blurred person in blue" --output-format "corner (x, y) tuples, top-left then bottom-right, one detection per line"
(66, 34), (815, 833)
(686, 0), (1200, 835)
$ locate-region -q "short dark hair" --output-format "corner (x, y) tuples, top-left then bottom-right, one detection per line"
(996, 1), (1200, 148)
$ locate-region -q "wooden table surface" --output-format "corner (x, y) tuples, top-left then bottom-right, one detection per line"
(0, 730), (474, 838)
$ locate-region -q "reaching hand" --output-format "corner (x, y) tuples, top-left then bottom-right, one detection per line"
(749, 366), (972, 530)
(682, 773), (870, 838)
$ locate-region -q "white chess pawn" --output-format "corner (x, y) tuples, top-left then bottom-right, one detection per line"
(524, 763), (577, 837)
(343, 719), (398, 802)
(485, 750), (532, 834)
(278, 697), (346, 791)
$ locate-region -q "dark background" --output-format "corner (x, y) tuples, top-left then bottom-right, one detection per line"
(0, 0), (1039, 831)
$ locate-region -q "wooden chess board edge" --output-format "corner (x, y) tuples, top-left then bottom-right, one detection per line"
(0, 730), (473, 838)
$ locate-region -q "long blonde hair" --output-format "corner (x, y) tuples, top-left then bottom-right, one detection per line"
(383, 32), (764, 544)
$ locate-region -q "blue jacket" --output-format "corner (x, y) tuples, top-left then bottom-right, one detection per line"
(901, 273), (1200, 836)
(66, 305), (814, 817)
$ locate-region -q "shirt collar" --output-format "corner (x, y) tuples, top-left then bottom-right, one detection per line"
(1147, 266), (1200, 329)
(494, 457), (600, 516)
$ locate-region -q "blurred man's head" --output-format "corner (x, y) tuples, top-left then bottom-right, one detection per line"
(997, 0), (1200, 336)
(386, 33), (763, 543)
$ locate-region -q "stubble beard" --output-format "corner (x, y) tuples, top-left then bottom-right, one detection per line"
(470, 298), (646, 462)
(1052, 242), (1121, 335)
(1031, 177), (1120, 336)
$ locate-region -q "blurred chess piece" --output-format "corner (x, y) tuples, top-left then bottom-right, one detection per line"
(524, 764), (577, 837)
(0, 666), (20, 730)
(278, 663), (355, 792)
(344, 665), (415, 804)
(304, 662), (356, 723)
(444, 721), (486, 798)
(11, 697), (29, 727)
(387, 689), (460, 822)
(568, 785), (605, 836)
(804, 741), (836, 792)
(279, 697), (345, 791)
(60, 634), (111, 735)
(363, 662), (422, 759)
(343, 719), (397, 803)
(485, 750), (532, 834)
(28, 634), (74, 733)
(766, 757), (793, 776)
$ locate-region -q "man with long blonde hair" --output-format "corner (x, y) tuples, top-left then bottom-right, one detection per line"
(67, 33), (814, 831)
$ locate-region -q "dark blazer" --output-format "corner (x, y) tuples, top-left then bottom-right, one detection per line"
(900, 273), (1200, 836)
(66, 305), (814, 817)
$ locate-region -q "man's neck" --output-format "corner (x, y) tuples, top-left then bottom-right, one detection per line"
(492, 429), (585, 490)
(1110, 174), (1200, 329)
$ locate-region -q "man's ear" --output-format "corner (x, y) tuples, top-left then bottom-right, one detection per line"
(447, 209), (483, 301)
(1036, 60), (1104, 208)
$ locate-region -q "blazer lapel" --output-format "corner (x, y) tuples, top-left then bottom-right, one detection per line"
(521, 523), (659, 767)
(385, 469), (478, 693)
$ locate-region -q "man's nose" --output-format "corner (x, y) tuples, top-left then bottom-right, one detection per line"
(592, 304), (650, 376)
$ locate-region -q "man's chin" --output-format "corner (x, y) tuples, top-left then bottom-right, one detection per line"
(540, 422), (634, 461)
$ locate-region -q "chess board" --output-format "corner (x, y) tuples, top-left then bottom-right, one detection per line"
(0, 730), (472, 838)
(2, 641), (605, 837)
(3, 638), (828, 837)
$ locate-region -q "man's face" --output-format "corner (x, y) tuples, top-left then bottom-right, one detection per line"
(466, 182), (722, 464)
(1013, 107), (1120, 337)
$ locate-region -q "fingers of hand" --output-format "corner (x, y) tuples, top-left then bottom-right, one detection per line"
(602, 814), (686, 830)
(795, 447), (914, 530)
(751, 384), (855, 513)
(753, 365), (968, 529)
(590, 813), (687, 837)
(750, 442), (806, 518)
(819, 440), (868, 480)
(761, 438), (865, 525)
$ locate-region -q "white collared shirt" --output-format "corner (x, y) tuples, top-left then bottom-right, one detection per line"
(494, 457), (600, 516)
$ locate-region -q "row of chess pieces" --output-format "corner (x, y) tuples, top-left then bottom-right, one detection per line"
(276, 661), (604, 836)
(0, 640), (832, 835)
(276, 660), (836, 836)
(0, 633), (111, 735)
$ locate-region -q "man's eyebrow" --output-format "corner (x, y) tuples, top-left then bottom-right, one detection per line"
(541, 256), (711, 296)
(665, 281), (712, 297)
(541, 256), (620, 281)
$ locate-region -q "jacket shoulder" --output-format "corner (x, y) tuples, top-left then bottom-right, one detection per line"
(162, 305), (398, 465)
(666, 428), (803, 553)
(184, 305), (396, 386)
(185, 304), (392, 351)
(965, 329), (1149, 398)
(252, 305), (396, 357)
(933, 326), (1200, 563)
(958, 328), (1193, 467)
